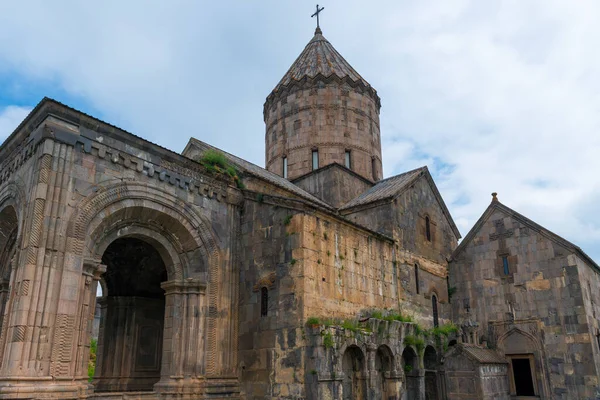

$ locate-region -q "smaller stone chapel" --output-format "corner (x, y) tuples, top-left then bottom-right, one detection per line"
(0, 20), (599, 400)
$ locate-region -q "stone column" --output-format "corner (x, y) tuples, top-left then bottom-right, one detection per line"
(154, 278), (206, 398)
(416, 369), (426, 400)
(366, 342), (378, 399)
(74, 260), (104, 389)
(0, 139), (85, 399)
(385, 371), (403, 400)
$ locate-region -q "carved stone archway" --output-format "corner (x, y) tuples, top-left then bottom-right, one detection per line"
(59, 181), (237, 397)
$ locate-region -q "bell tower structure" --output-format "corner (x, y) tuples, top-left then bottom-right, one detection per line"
(264, 27), (383, 182)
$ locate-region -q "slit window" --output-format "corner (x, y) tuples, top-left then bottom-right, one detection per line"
(312, 150), (319, 170)
(371, 157), (377, 180)
(425, 216), (431, 242)
(260, 287), (268, 317)
(282, 156), (288, 179)
(415, 264), (420, 294)
(432, 295), (439, 327)
(502, 256), (510, 275)
(344, 150), (351, 169)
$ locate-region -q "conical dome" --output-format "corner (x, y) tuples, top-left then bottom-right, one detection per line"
(266, 28), (380, 110)
(264, 29), (383, 183)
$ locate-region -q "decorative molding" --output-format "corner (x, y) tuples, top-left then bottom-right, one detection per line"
(265, 103), (380, 133)
(264, 73), (381, 118)
(0, 137), (37, 187)
(252, 272), (276, 292)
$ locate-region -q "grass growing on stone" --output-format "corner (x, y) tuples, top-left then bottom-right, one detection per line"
(403, 335), (425, 352)
(283, 215), (293, 225)
(197, 150), (245, 189)
(88, 338), (97, 382)
(323, 331), (334, 348)
(306, 317), (320, 326)
(431, 323), (459, 337)
(368, 309), (414, 323)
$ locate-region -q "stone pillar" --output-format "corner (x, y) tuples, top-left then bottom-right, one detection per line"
(74, 260), (104, 389)
(0, 139), (86, 399)
(417, 369), (426, 400)
(154, 278), (206, 398)
(366, 342), (378, 399)
(385, 371), (403, 400)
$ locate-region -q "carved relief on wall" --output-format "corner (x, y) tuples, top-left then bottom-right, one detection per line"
(252, 272), (276, 292)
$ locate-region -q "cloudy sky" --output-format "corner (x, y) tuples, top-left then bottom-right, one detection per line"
(0, 1), (598, 261)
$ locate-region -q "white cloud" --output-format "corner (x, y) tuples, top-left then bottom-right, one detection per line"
(0, 1), (598, 260)
(0, 106), (31, 143)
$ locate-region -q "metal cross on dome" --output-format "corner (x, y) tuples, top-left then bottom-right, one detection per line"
(311, 4), (325, 29)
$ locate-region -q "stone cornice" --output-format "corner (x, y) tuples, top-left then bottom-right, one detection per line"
(0, 103), (245, 207)
(265, 103), (380, 133)
(263, 73), (381, 120)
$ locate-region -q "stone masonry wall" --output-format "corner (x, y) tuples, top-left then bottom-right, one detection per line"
(292, 165), (373, 208)
(574, 255), (600, 391)
(449, 208), (600, 399)
(238, 198), (306, 399)
(264, 84), (382, 182)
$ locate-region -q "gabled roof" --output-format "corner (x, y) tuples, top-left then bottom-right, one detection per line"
(458, 344), (508, 364)
(452, 196), (599, 270)
(340, 166), (461, 239)
(340, 167), (425, 209)
(183, 138), (334, 210)
(291, 162), (374, 186)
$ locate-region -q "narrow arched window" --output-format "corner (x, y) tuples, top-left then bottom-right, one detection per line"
(260, 287), (268, 317)
(425, 216), (431, 242)
(415, 264), (420, 294)
(432, 295), (439, 327)
(371, 157), (377, 180)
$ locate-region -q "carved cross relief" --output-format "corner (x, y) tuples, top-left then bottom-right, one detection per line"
(490, 219), (516, 282)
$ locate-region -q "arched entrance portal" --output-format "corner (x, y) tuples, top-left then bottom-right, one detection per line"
(342, 346), (366, 400)
(94, 237), (168, 392)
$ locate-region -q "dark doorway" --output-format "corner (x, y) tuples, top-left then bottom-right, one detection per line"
(402, 347), (419, 400)
(342, 346), (366, 400)
(94, 237), (168, 392)
(424, 346), (438, 400)
(512, 358), (535, 396)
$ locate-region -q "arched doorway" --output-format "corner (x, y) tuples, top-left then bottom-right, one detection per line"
(401, 346), (418, 400)
(499, 329), (542, 397)
(375, 345), (396, 399)
(93, 237), (168, 392)
(424, 345), (438, 400)
(0, 205), (18, 349)
(342, 346), (366, 400)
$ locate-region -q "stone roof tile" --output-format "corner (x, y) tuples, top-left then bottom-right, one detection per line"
(273, 28), (371, 92)
(186, 138), (334, 210)
(461, 344), (508, 364)
(340, 167), (426, 210)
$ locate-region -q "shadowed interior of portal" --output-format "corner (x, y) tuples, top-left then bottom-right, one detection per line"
(94, 237), (167, 392)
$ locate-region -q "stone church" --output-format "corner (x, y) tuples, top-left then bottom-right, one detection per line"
(0, 24), (598, 400)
